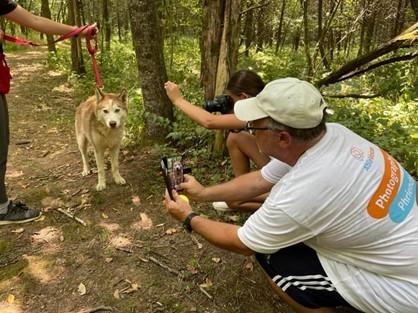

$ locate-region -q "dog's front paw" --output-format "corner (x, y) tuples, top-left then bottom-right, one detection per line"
(96, 182), (106, 191)
(82, 169), (91, 176)
(114, 175), (126, 185)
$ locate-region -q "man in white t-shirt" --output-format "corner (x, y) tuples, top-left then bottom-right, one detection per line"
(164, 78), (418, 313)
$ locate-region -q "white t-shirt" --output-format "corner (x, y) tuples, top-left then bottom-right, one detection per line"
(238, 123), (418, 313)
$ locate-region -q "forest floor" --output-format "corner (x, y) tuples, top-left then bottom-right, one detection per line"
(0, 49), (361, 313)
(0, 48), (295, 313)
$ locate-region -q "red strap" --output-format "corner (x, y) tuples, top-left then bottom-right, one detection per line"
(85, 29), (103, 88)
(2, 24), (94, 46)
(3, 24), (103, 89)
(3, 34), (40, 47)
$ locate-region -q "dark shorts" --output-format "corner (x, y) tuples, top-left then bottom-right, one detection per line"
(256, 243), (354, 310)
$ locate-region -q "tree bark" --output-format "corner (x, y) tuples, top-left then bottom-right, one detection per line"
(301, 0), (313, 77)
(129, 0), (173, 143)
(275, 0), (286, 53)
(410, 0), (418, 20)
(41, 0), (56, 53)
(68, 0), (85, 74)
(200, 0), (224, 100)
(102, 0), (111, 50)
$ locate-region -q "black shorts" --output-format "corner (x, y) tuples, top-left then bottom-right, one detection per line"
(256, 243), (355, 310)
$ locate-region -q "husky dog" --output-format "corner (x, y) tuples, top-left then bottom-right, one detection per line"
(75, 88), (128, 191)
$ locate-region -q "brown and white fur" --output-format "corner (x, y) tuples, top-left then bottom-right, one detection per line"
(75, 88), (128, 191)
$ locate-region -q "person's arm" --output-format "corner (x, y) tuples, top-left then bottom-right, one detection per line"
(5, 5), (92, 36)
(180, 170), (274, 202)
(164, 81), (245, 129)
(164, 191), (253, 255)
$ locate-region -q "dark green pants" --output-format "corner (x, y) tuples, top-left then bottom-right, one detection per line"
(0, 94), (9, 204)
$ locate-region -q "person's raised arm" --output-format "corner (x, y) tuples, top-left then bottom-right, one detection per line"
(180, 170), (273, 202)
(5, 5), (93, 37)
(164, 81), (245, 130)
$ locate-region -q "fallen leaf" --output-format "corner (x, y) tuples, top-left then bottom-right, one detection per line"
(199, 278), (213, 289)
(165, 228), (177, 235)
(244, 257), (254, 272)
(78, 283), (87, 296)
(7, 294), (15, 304)
(133, 213), (153, 230)
(131, 196), (141, 206)
(11, 228), (24, 234)
(121, 282), (140, 294)
(211, 257), (221, 263)
(105, 257), (113, 263)
(101, 213), (109, 219)
(113, 289), (120, 299)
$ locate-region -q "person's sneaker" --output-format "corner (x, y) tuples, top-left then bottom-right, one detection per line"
(0, 201), (42, 225)
(212, 201), (233, 213)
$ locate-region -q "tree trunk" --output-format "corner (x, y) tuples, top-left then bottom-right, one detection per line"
(129, 0), (173, 143)
(68, 0), (85, 74)
(102, 0), (111, 50)
(200, 0), (224, 100)
(275, 0), (286, 53)
(317, 0), (330, 69)
(301, 0), (313, 77)
(213, 0), (241, 155)
(41, 0), (56, 53)
(410, 0), (418, 20)
(243, 0), (255, 56)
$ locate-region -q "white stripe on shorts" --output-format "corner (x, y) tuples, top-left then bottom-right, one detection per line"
(273, 274), (336, 292)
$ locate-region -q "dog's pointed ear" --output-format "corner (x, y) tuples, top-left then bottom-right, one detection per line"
(95, 87), (105, 103)
(118, 89), (128, 109)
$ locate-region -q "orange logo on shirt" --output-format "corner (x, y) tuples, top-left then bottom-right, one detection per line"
(367, 150), (401, 218)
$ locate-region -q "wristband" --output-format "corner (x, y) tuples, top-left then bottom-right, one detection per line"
(182, 212), (199, 233)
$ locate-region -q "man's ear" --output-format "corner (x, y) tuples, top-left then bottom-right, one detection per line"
(277, 131), (292, 148)
(95, 87), (105, 103)
(118, 89), (128, 109)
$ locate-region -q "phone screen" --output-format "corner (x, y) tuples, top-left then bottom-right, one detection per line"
(160, 158), (175, 200)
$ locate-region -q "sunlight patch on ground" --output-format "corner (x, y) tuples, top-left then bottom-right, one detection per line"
(23, 255), (64, 284)
(31, 226), (63, 254)
(131, 213), (153, 231)
(0, 302), (22, 313)
(99, 222), (120, 233)
(47, 70), (63, 77)
(110, 234), (131, 248)
(52, 84), (73, 94)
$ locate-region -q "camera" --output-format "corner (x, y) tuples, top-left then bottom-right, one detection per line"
(160, 156), (191, 200)
(204, 95), (233, 114)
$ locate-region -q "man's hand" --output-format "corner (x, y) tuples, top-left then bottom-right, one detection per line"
(164, 190), (192, 222)
(179, 174), (205, 200)
(164, 81), (183, 104)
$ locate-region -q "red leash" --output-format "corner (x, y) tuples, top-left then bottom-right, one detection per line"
(3, 24), (103, 89)
(85, 28), (103, 89)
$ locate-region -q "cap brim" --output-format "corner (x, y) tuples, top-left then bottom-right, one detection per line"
(234, 97), (269, 122)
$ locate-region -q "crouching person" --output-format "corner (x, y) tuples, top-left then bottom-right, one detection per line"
(164, 78), (418, 313)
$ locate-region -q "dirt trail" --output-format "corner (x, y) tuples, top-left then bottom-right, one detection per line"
(0, 49), (288, 313)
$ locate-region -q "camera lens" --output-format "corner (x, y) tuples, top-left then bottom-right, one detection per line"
(203, 95), (233, 114)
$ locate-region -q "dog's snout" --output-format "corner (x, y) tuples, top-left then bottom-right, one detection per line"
(109, 121), (117, 128)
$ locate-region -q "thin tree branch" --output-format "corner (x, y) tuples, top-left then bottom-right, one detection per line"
(335, 50), (418, 83)
(316, 22), (418, 87)
(240, 1), (270, 16)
